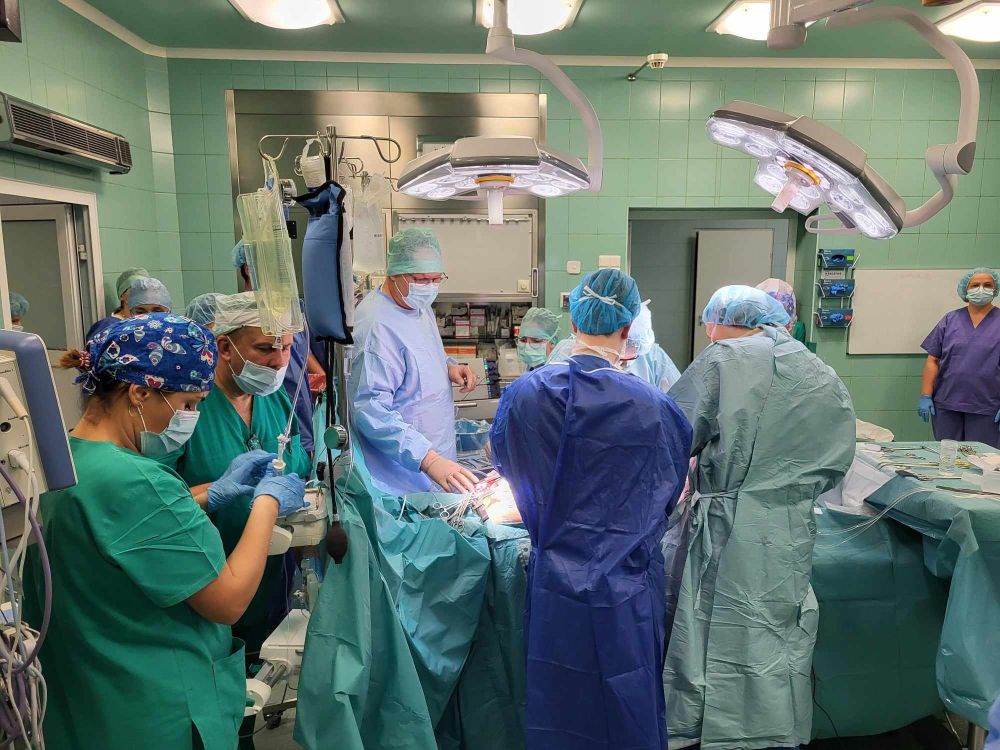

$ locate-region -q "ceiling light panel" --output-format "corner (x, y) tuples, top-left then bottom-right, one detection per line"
(937, 1), (1000, 42)
(477, 0), (583, 35)
(229, 0), (344, 30)
(708, 0), (772, 41)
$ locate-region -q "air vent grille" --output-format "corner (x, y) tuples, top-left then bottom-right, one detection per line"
(2, 96), (132, 173)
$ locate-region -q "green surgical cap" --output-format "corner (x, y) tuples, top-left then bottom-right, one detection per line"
(116, 267), (149, 297)
(386, 228), (443, 277)
(519, 308), (562, 343)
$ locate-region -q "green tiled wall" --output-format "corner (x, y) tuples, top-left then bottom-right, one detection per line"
(0, 0), (182, 311)
(163, 60), (997, 440)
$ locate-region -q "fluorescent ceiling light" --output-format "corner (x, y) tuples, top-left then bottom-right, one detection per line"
(229, 0), (344, 30)
(708, 0), (772, 41)
(937, 1), (1000, 42)
(477, 0), (583, 35)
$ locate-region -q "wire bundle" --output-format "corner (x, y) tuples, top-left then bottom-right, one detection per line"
(0, 432), (51, 748)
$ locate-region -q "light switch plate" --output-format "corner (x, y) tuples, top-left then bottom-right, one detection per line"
(598, 255), (621, 269)
(517, 279), (530, 292)
(566, 260), (581, 274)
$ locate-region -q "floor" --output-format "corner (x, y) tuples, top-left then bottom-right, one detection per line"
(250, 715), (967, 750)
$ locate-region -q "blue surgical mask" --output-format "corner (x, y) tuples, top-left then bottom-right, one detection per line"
(229, 342), (287, 396)
(138, 392), (200, 457)
(517, 341), (549, 368)
(967, 286), (996, 305)
(395, 278), (440, 312)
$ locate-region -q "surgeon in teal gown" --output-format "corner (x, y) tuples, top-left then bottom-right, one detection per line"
(662, 285), (855, 750)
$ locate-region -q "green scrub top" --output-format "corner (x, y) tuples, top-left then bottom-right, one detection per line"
(23, 437), (245, 750)
(173, 386), (310, 653)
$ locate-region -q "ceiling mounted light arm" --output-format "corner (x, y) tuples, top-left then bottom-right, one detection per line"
(485, 0), (603, 191)
(827, 5), (977, 229)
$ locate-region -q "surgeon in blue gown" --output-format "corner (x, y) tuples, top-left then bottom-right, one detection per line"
(491, 268), (692, 750)
(349, 228), (480, 496)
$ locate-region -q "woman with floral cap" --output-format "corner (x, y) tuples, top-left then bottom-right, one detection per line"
(23, 313), (305, 750)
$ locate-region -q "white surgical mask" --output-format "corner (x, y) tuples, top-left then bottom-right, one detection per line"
(11, 324), (23, 332)
(967, 286), (996, 305)
(571, 340), (628, 368)
(395, 277), (440, 312)
(138, 392), (200, 457)
(228, 342), (287, 396)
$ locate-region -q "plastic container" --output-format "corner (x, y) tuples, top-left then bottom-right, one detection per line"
(939, 439), (959, 471)
(455, 418), (490, 453)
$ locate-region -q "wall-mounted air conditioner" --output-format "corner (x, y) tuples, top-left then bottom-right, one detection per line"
(0, 92), (132, 174)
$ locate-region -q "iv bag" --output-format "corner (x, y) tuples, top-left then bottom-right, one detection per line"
(237, 156), (304, 337)
(351, 173), (390, 274)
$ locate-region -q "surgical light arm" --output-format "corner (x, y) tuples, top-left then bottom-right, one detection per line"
(485, 0), (603, 191)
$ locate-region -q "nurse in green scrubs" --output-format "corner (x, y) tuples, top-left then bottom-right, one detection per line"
(171, 293), (311, 745)
(25, 313), (306, 750)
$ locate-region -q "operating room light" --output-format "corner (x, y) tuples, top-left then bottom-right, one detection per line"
(708, 0), (774, 41)
(477, 0), (583, 35)
(228, 0), (344, 30)
(937, 1), (1000, 43)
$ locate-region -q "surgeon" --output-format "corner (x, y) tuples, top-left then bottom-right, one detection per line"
(86, 266), (149, 340)
(8, 291), (28, 330)
(350, 228), (480, 496)
(550, 299), (682, 392)
(491, 268), (692, 750)
(919, 266), (1000, 447)
(516, 307), (561, 371)
(757, 277), (807, 343)
(25, 313), (304, 750)
(171, 293), (310, 749)
(186, 292), (224, 329)
(662, 285), (855, 750)
(233, 241), (325, 454)
(126, 276), (173, 315)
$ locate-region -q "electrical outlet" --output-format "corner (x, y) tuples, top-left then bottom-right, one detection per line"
(566, 260), (581, 274)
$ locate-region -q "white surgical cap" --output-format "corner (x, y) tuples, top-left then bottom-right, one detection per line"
(213, 292), (262, 335)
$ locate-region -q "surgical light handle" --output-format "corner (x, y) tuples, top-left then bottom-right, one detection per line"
(485, 0), (603, 192)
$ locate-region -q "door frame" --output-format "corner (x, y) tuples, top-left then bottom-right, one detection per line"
(0, 177), (104, 331)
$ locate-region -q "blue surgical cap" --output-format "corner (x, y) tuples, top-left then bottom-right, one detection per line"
(128, 277), (173, 311)
(703, 285), (790, 328)
(116, 267), (149, 298)
(957, 267), (1000, 302)
(386, 229), (443, 276)
(569, 269), (641, 335)
(519, 307), (562, 343)
(184, 292), (222, 326)
(231, 241), (247, 269)
(8, 292), (28, 319)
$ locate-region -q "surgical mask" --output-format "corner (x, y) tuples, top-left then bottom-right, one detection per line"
(967, 286), (996, 305)
(11, 324), (22, 332)
(571, 340), (628, 368)
(228, 342), (287, 396)
(138, 392), (199, 457)
(517, 340), (549, 368)
(395, 277), (440, 312)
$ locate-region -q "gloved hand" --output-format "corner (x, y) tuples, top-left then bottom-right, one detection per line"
(253, 473), (307, 517)
(207, 450), (278, 512)
(917, 396), (936, 423)
(421, 451), (478, 494)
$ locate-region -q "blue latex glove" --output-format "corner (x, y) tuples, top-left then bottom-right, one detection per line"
(207, 450), (278, 513)
(917, 396), (935, 423)
(253, 473), (307, 517)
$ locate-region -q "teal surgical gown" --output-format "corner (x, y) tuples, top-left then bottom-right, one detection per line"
(349, 289), (456, 496)
(662, 327), (855, 750)
(548, 336), (681, 391)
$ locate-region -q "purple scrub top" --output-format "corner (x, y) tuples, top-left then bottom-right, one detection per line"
(922, 306), (1000, 415)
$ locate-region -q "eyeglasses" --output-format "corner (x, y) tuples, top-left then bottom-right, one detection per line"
(405, 273), (448, 285)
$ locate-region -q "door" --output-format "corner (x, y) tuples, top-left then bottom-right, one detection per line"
(0, 204), (87, 426)
(692, 228), (774, 358)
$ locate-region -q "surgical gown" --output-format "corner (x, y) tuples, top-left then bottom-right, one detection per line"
(662, 327), (855, 750)
(349, 289), (456, 496)
(491, 355), (692, 750)
(548, 336), (681, 391)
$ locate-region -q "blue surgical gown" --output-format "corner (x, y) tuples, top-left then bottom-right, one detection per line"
(348, 289), (456, 496)
(548, 337), (682, 392)
(491, 355), (692, 750)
